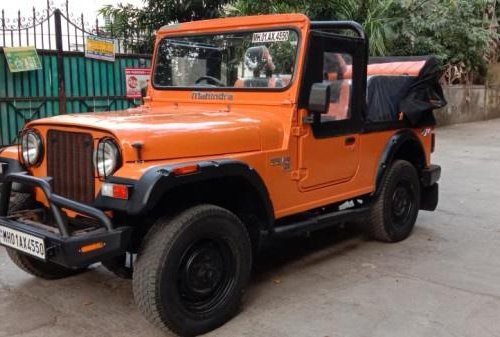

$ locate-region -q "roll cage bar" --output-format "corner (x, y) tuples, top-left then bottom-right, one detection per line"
(310, 21), (366, 40)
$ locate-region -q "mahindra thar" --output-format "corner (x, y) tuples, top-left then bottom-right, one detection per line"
(0, 14), (445, 336)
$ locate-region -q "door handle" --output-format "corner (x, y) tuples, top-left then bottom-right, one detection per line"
(345, 136), (356, 146)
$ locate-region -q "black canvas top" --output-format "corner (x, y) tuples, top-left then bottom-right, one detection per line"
(366, 56), (447, 125)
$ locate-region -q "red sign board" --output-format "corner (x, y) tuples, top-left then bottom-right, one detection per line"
(125, 68), (151, 99)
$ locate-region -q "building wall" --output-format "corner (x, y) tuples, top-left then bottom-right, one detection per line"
(435, 85), (500, 126)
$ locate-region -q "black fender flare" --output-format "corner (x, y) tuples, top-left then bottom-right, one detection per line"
(373, 129), (426, 196)
(96, 159), (274, 227)
(0, 157), (31, 193)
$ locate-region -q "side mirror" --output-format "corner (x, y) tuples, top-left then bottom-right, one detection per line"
(308, 82), (330, 114)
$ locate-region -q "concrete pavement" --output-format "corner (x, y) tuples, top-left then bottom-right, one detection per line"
(1, 119), (500, 337)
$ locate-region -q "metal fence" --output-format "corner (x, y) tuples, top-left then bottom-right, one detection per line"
(0, 1), (152, 146)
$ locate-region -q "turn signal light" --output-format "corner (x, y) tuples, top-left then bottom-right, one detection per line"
(79, 242), (106, 253)
(101, 183), (129, 200)
(173, 164), (200, 176)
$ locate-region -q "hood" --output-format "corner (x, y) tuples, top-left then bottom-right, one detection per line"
(30, 107), (282, 162)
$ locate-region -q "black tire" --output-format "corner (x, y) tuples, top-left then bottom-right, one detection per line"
(368, 160), (421, 242)
(102, 253), (134, 279)
(1, 185), (85, 280)
(6, 249), (85, 280)
(133, 205), (252, 337)
(5, 190), (36, 213)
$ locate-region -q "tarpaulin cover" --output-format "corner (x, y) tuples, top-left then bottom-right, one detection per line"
(366, 56), (447, 125)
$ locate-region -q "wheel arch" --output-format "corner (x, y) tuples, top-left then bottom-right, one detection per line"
(374, 130), (426, 196)
(103, 160), (274, 251)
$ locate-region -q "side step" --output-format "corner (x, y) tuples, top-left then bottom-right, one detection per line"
(272, 206), (370, 237)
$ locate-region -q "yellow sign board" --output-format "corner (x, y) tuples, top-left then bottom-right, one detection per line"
(85, 36), (115, 62)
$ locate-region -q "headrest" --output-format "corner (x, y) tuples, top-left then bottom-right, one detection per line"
(245, 46), (275, 73)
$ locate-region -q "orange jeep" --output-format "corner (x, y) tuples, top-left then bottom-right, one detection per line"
(0, 14), (445, 336)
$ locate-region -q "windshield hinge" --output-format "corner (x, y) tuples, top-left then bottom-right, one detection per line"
(302, 115), (315, 124)
(291, 126), (306, 137)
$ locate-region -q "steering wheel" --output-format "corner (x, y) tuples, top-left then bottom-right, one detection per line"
(194, 75), (225, 87)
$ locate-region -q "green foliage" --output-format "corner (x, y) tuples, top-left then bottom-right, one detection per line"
(224, 0), (308, 15)
(99, 0), (232, 53)
(138, 0), (232, 27)
(229, 0), (499, 83)
(99, 4), (154, 54)
(227, 0), (403, 56)
(321, 0), (402, 57)
(391, 0), (497, 83)
(100, 0), (499, 83)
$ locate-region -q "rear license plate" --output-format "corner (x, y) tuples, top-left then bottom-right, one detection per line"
(0, 225), (46, 260)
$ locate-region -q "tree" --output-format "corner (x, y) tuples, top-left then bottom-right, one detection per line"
(101, 0), (499, 83)
(99, 0), (232, 53)
(228, 0), (499, 82)
(100, 4), (154, 53)
(391, 0), (498, 84)
(227, 0), (402, 56)
(320, 0), (402, 57)
(138, 0), (232, 27)
(224, 0), (309, 16)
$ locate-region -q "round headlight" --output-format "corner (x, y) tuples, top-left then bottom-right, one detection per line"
(21, 130), (43, 166)
(94, 139), (120, 177)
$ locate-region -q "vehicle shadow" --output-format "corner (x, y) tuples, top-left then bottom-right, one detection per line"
(252, 224), (367, 282)
(9, 223), (368, 296)
(2, 222), (438, 336)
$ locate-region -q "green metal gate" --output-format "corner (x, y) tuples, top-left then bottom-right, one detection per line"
(0, 5), (152, 146)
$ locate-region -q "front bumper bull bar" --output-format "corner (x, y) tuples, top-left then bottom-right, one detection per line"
(0, 172), (131, 268)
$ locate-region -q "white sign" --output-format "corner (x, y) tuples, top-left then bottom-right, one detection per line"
(0, 225), (46, 260)
(252, 31), (290, 43)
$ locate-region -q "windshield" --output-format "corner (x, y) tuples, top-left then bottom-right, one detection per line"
(153, 29), (299, 89)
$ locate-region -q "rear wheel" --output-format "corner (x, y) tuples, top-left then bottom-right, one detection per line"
(1, 185), (85, 279)
(133, 204), (252, 336)
(368, 160), (421, 242)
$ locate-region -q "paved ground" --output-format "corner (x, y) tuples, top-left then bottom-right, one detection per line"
(2, 119), (500, 337)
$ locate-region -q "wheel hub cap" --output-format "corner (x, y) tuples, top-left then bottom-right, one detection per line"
(391, 183), (414, 224)
(183, 244), (224, 297)
(177, 238), (236, 315)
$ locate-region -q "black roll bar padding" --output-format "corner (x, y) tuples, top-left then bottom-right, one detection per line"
(51, 194), (113, 231)
(1, 173), (113, 237)
(310, 21), (366, 40)
(0, 180), (12, 216)
(1, 173), (69, 237)
(310, 20), (369, 120)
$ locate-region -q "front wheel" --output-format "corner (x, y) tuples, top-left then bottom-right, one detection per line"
(133, 205), (252, 337)
(102, 253), (135, 279)
(1, 187), (86, 279)
(368, 160), (421, 242)
(7, 249), (85, 280)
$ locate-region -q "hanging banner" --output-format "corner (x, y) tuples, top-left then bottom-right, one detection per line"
(4, 46), (42, 73)
(125, 68), (151, 99)
(85, 36), (115, 62)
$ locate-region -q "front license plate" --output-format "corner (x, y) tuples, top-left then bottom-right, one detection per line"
(0, 225), (46, 260)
